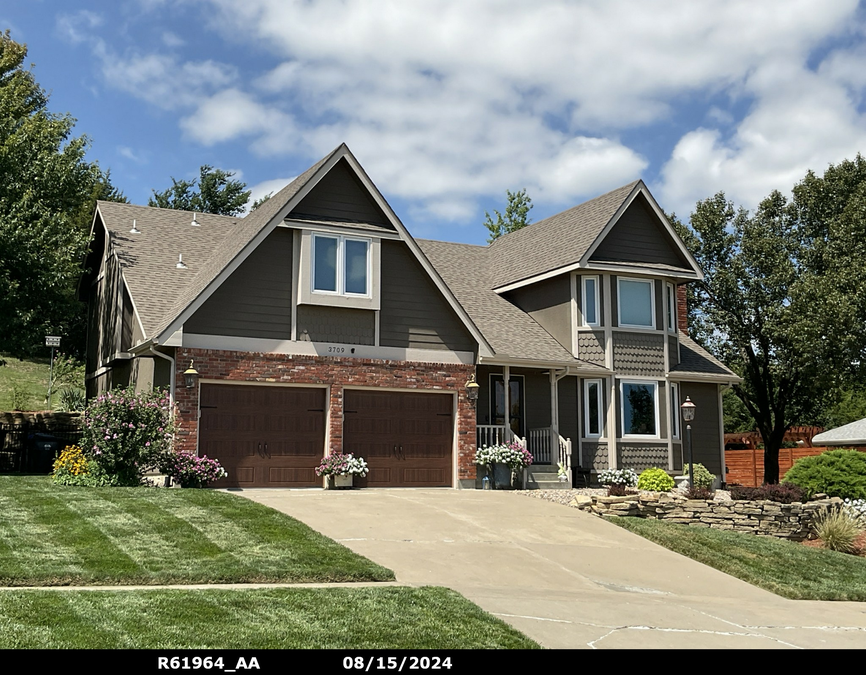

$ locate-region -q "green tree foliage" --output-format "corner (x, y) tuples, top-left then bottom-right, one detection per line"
(250, 191), (273, 212)
(484, 188), (533, 242)
(149, 165), (251, 216)
(0, 31), (116, 359)
(671, 156), (866, 483)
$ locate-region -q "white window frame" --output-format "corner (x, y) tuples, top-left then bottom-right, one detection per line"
(619, 379), (660, 440)
(617, 277), (655, 329)
(583, 378), (604, 438)
(670, 382), (680, 439)
(311, 233), (372, 299)
(666, 282), (676, 333)
(581, 276), (600, 327)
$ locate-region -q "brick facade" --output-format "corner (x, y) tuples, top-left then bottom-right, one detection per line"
(676, 283), (688, 333)
(173, 348), (478, 483)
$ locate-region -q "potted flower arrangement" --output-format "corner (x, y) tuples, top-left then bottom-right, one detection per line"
(161, 450), (227, 488)
(597, 468), (638, 496)
(474, 441), (533, 489)
(316, 452), (369, 489)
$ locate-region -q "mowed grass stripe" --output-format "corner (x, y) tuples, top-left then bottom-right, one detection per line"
(0, 587), (541, 649)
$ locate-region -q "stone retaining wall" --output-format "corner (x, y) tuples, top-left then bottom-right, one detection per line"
(572, 492), (842, 541)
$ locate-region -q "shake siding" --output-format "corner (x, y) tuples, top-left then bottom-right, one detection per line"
(612, 333), (665, 376)
(379, 240), (475, 352)
(290, 158), (393, 227)
(184, 229), (293, 340)
(503, 274), (572, 352)
(296, 305), (374, 345)
(577, 331), (605, 365)
(590, 195), (690, 268)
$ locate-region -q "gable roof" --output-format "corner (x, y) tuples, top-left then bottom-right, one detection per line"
(669, 333), (740, 381)
(488, 180), (702, 291)
(812, 418), (866, 446)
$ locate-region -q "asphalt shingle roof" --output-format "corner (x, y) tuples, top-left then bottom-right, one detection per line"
(812, 418), (866, 445)
(671, 333), (738, 379)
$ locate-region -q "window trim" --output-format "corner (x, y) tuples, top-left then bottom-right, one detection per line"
(581, 275), (600, 327)
(311, 233), (372, 298)
(619, 378), (660, 440)
(617, 277), (656, 329)
(583, 378), (604, 438)
(666, 282), (676, 333)
(670, 382), (680, 439)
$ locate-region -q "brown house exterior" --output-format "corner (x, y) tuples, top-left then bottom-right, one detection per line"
(81, 144), (738, 489)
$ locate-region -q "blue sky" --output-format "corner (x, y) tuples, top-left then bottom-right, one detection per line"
(5, 0), (866, 244)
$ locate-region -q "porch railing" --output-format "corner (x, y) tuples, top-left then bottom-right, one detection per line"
(527, 428), (573, 473)
(476, 425), (527, 451)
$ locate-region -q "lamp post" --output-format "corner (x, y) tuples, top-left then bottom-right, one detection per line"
(680, 396), (696, 491)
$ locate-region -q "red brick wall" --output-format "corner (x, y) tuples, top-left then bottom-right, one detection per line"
(173, 348), (478, 482)
(677, 284), (689, 333)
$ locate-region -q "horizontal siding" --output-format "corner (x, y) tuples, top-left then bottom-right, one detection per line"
(669, 335), (679, 367)
(290, 158), (393, 227)
(591, 195), (690, 268)
(379, 240), (475, 352)
(504, 274), (572, 352)
(185, 229), (293, 340)
(680, 382), (722, 475)
(296, 305), (374, 345)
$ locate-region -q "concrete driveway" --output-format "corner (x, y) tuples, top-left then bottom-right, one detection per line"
(235, 488), (866, 649)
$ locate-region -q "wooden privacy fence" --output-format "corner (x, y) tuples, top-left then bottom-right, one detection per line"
(724, 446), (866, 486)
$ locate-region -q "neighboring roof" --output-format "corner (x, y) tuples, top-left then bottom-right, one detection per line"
(418, 239), (607, 371)
(95, 202), (239, 338)
(487, 181), (639, 289)
(812, 419), (866, 446)
(670, 333), (739, 380)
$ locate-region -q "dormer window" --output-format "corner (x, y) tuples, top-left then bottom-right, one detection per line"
(617, 277), (655, 329)
(312, 234), (370, 297)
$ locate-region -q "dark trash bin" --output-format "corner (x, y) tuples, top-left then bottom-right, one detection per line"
(26, 433), (62, 474)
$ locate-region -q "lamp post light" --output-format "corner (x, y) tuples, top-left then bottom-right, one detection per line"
(680, 396), (696, 491)
(183, 361), (199, 389)
(465, 374), (480, 408)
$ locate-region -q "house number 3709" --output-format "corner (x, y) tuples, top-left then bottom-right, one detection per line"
(328, 346), (346, 353)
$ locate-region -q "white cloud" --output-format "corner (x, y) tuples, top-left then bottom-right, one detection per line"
(179, 88), (296, 144)
(243, 176), (296, 214)
(56, 11), (103, 44)
(117, 146), (147, 163)
(162, 32), (185, 48)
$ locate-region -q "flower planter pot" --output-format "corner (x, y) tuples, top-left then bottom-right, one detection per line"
(332, 474), (353, 489)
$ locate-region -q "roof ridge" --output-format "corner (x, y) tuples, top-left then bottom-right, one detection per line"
(96, 200), (240, 221)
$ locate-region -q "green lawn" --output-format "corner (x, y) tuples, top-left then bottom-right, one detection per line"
(0, 355), (52, 411)
(0, 586), (540, 649)
(611, 516), (866, 601)
(0, 476), (393, 585)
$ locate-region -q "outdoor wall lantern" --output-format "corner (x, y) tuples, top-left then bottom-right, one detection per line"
(465, 374), (480, 407)
(183, 360), (199, 389)
(680, 396), (696, 489)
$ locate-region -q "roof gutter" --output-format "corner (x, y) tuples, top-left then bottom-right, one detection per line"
(146, 343), (176, 407)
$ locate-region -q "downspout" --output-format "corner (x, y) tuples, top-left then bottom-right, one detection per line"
(148, 344), (176, 406)
(719, 382), (733, 488)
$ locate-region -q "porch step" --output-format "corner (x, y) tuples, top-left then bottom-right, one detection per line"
(525, 466), (571, 490)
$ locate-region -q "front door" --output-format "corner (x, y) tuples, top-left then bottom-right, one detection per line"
(490, 374), (525, 438)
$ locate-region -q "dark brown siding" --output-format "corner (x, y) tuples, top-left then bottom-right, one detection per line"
(290, 158), (393, 227)
(557, 376), (578, 443)
(296, 305), (374, 345)
(669, 335), (679, 366)
(185, 229), (293, 339)
(504, 274), (572, 351)
(121, 286), (134, 351)
(590, 195), (691, 269)
(680, 382), (722, 475)
(379, 240), (476, 352)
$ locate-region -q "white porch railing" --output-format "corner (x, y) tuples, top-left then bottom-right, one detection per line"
(528, 427), (573, 473)
(476, 425), (527, 450)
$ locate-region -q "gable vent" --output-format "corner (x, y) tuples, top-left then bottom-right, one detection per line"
(129, 219), (140, 234)
(176, 254), (188, 270)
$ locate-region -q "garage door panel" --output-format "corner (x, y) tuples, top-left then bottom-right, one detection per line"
(200, 384), (326, 488)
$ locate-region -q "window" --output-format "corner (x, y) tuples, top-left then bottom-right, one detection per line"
(666, 283), (676, 332)
(620, 380), (659, 438)
(312, 234), (370, 297)
(670, 382), (679, 439)
(584, 379), (603, 437)
(582, 276), (599, 327)
(617, 278), (655, 328)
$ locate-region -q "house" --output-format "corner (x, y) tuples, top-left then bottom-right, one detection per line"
(812, 419), (866, 447)
(80, 143), (739, 489)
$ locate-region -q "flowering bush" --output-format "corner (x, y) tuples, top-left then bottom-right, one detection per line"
(161, 451), (227, 488)
(315, 453), (369, 477)
(81, 386), (176, 486)
(473, 442), (533, 471)
(598, 468), (638, 487)
(52, 444), (118, 487)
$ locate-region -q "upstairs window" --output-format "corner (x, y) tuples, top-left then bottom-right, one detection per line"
(666, 283), (676, 332)
(618, 278), (654, 329)
(582, 276), (599, 327)
(584, 379), (603, 437)
(312, 234), (370, 297)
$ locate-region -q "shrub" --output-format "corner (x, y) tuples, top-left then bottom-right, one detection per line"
(637, 468), (675, 492)
(10, 383), (28, 411)
(57, 388), (86, 412)
(161, 451), (227, 488)
(783, 449), (866, 500)
(812, 506), (866, 554)
(681, 463), (715, 489)
(81, 387), (176, 486)
(52, 444), (120, 487)
(730, 483), (807, 503)
(685, 486), (714, 500)
(598, 468), (638, 487)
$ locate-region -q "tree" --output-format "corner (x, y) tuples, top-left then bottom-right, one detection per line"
(671, 156), (866, 483)
(484, 188), (533, 242)
(250, 191), (273, 212)
(149, 165), (251, 216)
(0, 31), (112, 359)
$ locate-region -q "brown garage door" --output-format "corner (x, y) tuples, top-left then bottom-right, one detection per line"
(343, 390), (453, 487)
(198, 384), (326, 488)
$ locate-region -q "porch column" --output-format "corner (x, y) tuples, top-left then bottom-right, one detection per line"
(549, 369), (558, 462)
(503, 365), (510, 442)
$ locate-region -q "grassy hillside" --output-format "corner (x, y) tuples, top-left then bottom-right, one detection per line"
(0, 354), (83, 412)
